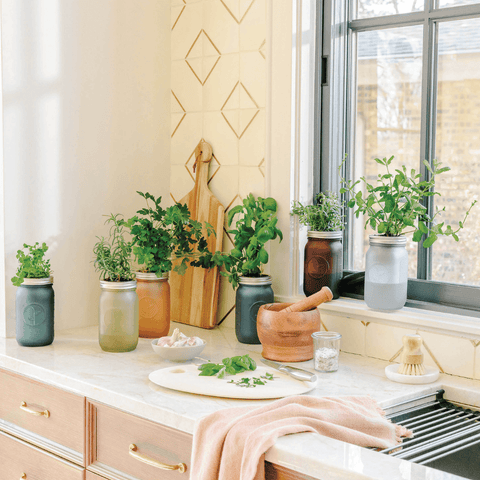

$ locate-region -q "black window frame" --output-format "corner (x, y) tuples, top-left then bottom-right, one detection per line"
(316, 0), (480, 318)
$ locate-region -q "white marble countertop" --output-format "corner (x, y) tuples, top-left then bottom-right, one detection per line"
(0, 322), (478, 480)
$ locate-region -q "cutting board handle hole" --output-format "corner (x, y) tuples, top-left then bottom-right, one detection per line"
(171, 368), (186, 374)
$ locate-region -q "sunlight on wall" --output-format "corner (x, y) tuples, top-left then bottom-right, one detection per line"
(2, 0), (171, 337)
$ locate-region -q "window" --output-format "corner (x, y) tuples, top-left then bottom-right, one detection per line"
(318, 0), (480, 315)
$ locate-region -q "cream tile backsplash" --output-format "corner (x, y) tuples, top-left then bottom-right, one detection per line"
(170, 0), (267, 325)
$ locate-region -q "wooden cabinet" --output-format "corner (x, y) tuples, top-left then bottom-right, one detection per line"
(0, 368), (85, 465)
(0, 367), (310, 480)
(87, 401), (192, 480)
(0, 430), (84, 480)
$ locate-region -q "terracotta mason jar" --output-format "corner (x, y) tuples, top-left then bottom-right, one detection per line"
(136, 272), (170, 338)
(304, 231), (343, 299)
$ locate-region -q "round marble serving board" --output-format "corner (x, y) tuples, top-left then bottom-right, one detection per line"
(148, 364), (317, 399)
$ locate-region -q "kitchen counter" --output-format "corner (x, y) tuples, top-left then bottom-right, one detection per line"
(0, 322), (479, 480)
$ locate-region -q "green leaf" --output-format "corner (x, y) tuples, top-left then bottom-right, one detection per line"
(258, 248), (268, 264)
(418, 221), (428, 234)
(257, 227), (273, 244)
(422, 233), (438, 248)
(413, 230), (423, 242)
(378, 222), (387, 234)
(383, 195), (395, 213)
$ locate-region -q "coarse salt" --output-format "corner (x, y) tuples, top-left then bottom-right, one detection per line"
(314, 347), (339, 372)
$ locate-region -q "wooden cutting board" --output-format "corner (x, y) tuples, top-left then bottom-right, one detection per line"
(148, 365), (317, 399)
(170, 140), (224, 329)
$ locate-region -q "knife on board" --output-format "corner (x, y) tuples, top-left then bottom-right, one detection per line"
(261, 359), (317, 383)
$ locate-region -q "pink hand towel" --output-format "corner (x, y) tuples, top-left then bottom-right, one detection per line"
(190, 395), (412, 480)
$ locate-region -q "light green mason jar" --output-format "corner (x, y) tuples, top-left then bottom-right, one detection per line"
(99, 281), (139, 352)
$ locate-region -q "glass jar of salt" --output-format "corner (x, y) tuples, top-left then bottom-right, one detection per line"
(311, 332), (342, 372)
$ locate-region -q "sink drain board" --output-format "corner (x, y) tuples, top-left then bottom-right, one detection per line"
(380, 390), (480, 479)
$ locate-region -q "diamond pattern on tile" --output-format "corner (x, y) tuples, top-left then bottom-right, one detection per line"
(222, 108), (259, 139)
(171, 91), (186, 137)
(222, 81), (258, 110)
(172, 5), (186, 30)
(185, 30), (221, 85)
(259, 39), (266, 59)
(258, 158), (265, 177)
(220, 0), (256, 24)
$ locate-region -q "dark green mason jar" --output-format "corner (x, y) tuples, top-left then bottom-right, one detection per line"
(235, 276), (274, 345)
(16, 277), (54, 347)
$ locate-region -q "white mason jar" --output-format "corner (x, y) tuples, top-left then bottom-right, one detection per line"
(364, 235), (408, 311)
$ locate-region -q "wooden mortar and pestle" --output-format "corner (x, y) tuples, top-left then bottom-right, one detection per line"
(257, 287), (333, 362)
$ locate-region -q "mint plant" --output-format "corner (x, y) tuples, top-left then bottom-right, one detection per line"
(291, 191), (344, 231)
(193, 194), (283, 288)
(12, 242), (51, 287)
(340, 156), (476, 248)
(93, 214), (135, 282)
(124, 191), (215, 277)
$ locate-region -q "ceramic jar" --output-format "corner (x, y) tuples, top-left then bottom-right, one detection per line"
(304, 231), (343, 299)
(136, 272), (170, 338)
(257, 302), (320, 362)
(15, 277), (54, 347)
(365, 235), (408, 311)
(235, 276), (274, 345)
(99, 280), (139, 352)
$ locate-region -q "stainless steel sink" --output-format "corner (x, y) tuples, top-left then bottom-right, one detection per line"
(376, 389), (480, 479)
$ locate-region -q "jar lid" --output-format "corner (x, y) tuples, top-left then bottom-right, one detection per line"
(369, 234), (407, 246)
(100, 280), (137, 290)
(21, 277), (53, 286)
(307, 231), (343, 239)
(238, 275), (272, 286)
(136, 271), (169, 281)
(311, 331), (342, 340)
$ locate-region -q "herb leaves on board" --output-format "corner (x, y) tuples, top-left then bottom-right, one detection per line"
(198, 354), (257, 379)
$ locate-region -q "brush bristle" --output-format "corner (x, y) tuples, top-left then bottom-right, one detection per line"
(398, 363), (426, 376)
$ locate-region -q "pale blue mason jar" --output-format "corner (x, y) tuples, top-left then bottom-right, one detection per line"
(365, 235), (408, 311)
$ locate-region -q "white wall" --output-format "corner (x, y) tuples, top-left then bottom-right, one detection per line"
(1, 0), (171, 336)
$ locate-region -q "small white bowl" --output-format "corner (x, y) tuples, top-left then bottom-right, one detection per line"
(151, 338), (206, 362)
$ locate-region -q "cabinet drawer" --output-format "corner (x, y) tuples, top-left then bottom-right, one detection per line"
(88, 401), (192, 480)
(0, 430), (84, 480)
(0, 368), (85, 464)
(86, 472), (107, 480)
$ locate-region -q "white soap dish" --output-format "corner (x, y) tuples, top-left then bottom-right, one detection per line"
(385, 364), (440, 384)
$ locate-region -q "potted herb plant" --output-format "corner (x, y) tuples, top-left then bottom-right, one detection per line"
(291, 191), (344, 299)
(11, 242), (54, 347)
(195, 194), (283, 344)
(341, 156), (476, 311)
(124, 191), (213, 339)
(93, 214), (138, 352)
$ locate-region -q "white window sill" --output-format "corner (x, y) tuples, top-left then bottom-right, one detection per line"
(275, 295), (480, 340)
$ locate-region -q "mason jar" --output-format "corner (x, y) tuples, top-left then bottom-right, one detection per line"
(365, 235), (408, 311)
(304, 231), (343, 299)
(136, 272), (170, 339)
(235, 276), (274, 345)
(16, 277), (54, 347)
(99, 281), (139, 352)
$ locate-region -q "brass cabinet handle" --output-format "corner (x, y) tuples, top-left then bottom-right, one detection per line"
(129, 444), (186, 473)
(20, 401), (50, 418)
(21, 474), (27, 480)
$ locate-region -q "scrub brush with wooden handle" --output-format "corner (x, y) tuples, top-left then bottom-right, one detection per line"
(398, 334), (426, 376)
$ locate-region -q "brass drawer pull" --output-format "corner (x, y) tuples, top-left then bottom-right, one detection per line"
(20, 401), (50, 418)
(21, 474), (26, 479)
(129, 444), (186, 473)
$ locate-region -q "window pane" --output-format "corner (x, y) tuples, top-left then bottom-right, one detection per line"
(356, 0), (423, 19)
(438, 0), (480, 8)
(432, 18), (480, 285)
(352, 26), (423, 276)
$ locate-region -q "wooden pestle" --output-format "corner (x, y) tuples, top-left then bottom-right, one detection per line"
(281, 287), (333, 313)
